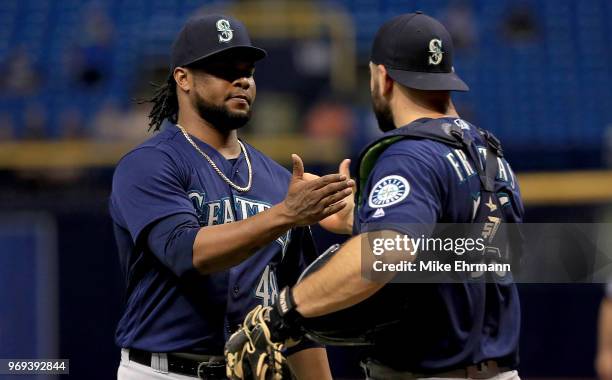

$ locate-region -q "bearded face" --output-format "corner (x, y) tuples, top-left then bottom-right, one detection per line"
(371, 79), (396, 133)
(191, 89), (251, 132)
(188, 58), (256, 132)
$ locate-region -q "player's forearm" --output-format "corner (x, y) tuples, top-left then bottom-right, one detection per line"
(192, 203), (295, 274)
(293, 230), (411, 317)
(292, 235), (385, 317)
(318, 205), (354, 235)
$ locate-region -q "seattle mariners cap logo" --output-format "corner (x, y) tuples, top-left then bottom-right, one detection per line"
(370, 13), (469, 91)
(428, 38), (443, 65)
(368, 175), (410, 208)
(171, 15), (266, 69)
(216, 19), (233, 43)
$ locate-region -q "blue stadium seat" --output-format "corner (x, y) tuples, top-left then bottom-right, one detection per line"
(0, 0), (609, 152)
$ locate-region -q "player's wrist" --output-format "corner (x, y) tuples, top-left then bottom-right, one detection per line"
(269, 287), (305, 342)
(273, 202), (299, 228)
(338, 211), (354, 234)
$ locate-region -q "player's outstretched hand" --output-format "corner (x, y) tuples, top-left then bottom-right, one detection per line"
(304, 159), (355, 235)
(281, 154), (354, 227)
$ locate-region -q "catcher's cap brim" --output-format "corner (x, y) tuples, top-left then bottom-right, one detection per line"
(386, 67), (469, 92)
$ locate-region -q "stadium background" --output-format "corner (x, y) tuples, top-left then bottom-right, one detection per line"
(0, 0), (610, 378)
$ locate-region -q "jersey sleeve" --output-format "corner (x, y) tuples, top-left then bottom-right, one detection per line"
(110, 147), (197, 244)
(276, 227), (317, 290)
(357, 151), (443, 239)
(276, 226), (323, 355)
(146, 213), (200, 277)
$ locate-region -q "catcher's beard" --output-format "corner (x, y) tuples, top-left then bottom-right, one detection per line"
(192, 91), (251, 132)
(371, 82), (396, 133)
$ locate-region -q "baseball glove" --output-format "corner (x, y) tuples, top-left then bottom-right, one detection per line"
(225, 305), (292, 380)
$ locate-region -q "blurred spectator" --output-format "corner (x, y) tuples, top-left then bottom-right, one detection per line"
(91, 100), (123, 140)
(91, 100), (149, 141)
(71, 3), (115, 88)
(294, 40), (331, 77)
(605, 125), (612, 168)
(501, 4), (540, 43)
(1, 48), (42, 96)
(0, 112), (15, 140)
(441, 0), (478, 52)
(58, 107), (85, 140)
(22, 102), (47, 139)
(304, 99), (354, 139)
(248, 93), (299, 135)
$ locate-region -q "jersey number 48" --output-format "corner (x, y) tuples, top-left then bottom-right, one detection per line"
(255, 265), (279, 307)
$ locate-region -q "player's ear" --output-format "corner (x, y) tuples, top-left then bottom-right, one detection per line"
(173, 67), (191, 93)
(379, 65), (394, 96)
(370, 62), (384, 97)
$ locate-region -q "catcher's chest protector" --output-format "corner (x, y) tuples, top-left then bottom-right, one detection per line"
(355, 117), (503, 217)
(299, 118), (520, 346)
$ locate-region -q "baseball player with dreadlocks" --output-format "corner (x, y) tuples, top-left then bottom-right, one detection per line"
(226, 12), (524, 380)
(109, 14), (348, 379)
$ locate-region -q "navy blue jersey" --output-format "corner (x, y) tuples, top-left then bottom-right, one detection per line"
(355, 118), (523, 371)
(109, 123), (316, 354)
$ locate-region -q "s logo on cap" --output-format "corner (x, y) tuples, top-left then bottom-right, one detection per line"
(428, 38), (443, 65)
(216, 19), (233, 43)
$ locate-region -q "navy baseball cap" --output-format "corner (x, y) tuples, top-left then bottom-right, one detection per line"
(371, 12), (469, 92)
(171, 14), (267, 69)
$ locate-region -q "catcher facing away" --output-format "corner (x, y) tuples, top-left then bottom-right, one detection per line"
(225, 12), (523, 380)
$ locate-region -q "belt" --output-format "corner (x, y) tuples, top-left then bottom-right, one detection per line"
(363, 359), (512, 380)
(128, 348), (226, 379)
(432, 361), (512, 379)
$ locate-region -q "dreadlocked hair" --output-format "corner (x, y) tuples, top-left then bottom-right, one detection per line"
(139, 75), (179, 131)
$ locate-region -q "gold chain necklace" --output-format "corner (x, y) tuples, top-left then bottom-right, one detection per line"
(176, 124), (253, 192)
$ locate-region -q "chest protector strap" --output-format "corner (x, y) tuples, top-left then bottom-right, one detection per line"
(356, 118), (504, 216)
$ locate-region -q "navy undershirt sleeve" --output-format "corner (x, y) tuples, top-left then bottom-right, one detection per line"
(146, 213), (200, 277)
(279, 227), (323, 356)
